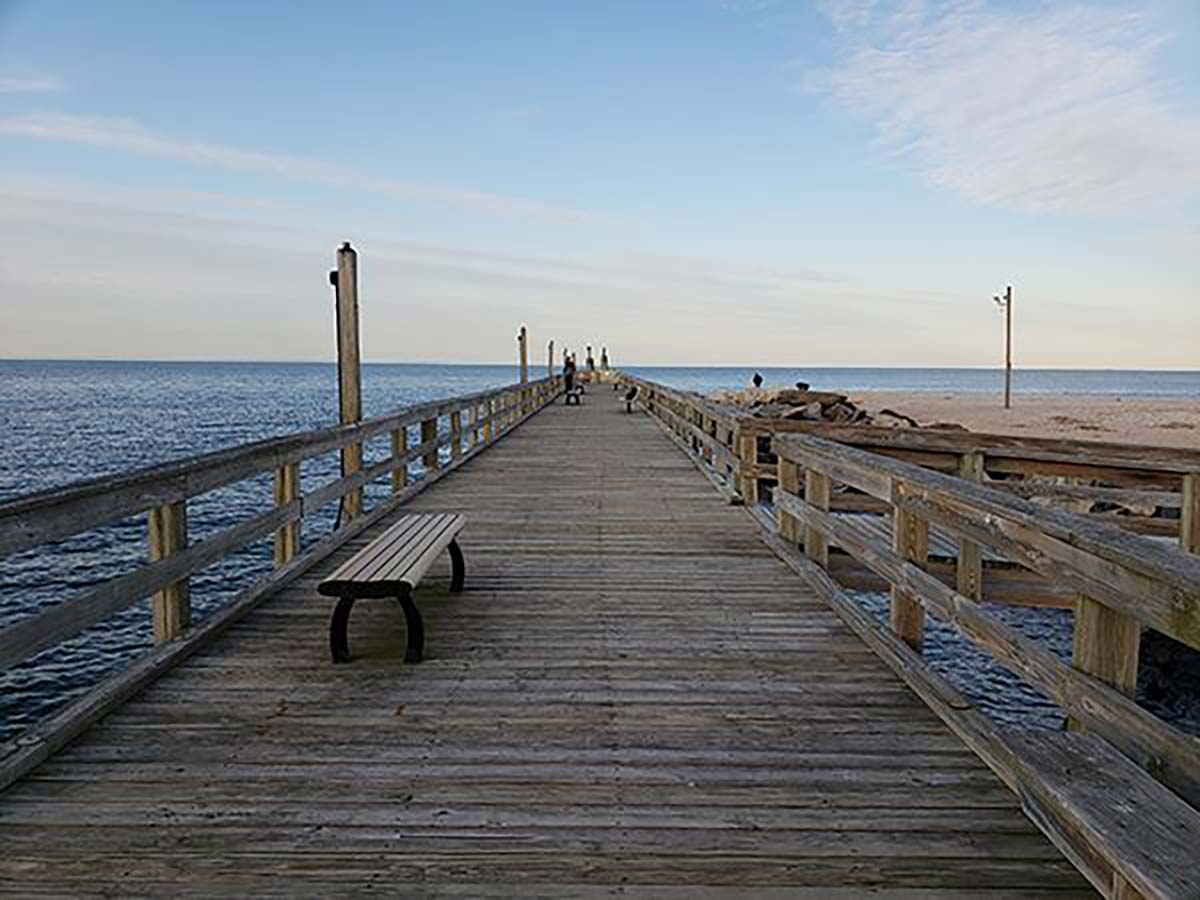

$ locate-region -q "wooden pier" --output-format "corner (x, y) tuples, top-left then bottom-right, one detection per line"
(1, 373), (1198, 897)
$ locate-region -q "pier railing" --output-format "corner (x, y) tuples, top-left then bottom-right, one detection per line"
(621, 376), (1199, 605)
(621, 372), (1200, 895)
(0, 375), (561, 787)
(769, 432), (1200, 898)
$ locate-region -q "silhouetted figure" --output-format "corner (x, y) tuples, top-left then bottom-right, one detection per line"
(586, 346), (595, 372)
(752, 372), (763, 388)
(600, 347), (609, 370)
(795, 381), (810, 391)
(624, 384), (639, 413)
(564, 355), (583, 405)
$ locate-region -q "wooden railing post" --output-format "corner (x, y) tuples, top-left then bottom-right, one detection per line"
(1183, 472), (1199, 554)
(484, 399), (493, 443)
(148, 501), (189, 643)
(956, 451), (985, 600)
(421, 417), (439, 472)
(391, 426), (408, 493)
(1071, 596), (1141, 718)
(778, 458), (801, 545)
(891, 484), (928, 652)
(737, 428), (759, 505)
(273, 462), (300, 566)
(450, 409), (463, 461)
(333, 241), (363, 521)
(804, 469), (831, 566)
(518, 325), (528, 384)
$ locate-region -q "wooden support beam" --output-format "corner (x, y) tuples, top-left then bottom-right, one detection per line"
(421, 417), (439, 471)
(1071, 594), (1141, 709)
(804, 469), (831, 566)
(148, 501), (189, 643)
(391, 426), (408, 493)
(334, 241), (363, 521)
(956, 451), (985, 600)
(777, 458), (800, 544)
(273, 462), (300, 566)
(737, 431), (758, 505)
(450, 410), (463, 461)
(1183, 472), (1199, 555)
(547, 340), (554, 379)
(891, 486), (928, 652)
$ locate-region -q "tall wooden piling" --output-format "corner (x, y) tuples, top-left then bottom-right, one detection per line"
(548, 340), (554, 378)
(518, 325), (528, 384)
(333, 242), (363, 521)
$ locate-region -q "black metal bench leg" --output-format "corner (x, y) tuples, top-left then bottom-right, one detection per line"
(397, 589), (424, 663)
(329, 596), (357, 663)
(448, 538), (466, 593)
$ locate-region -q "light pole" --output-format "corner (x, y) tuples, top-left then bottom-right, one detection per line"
(993, 284), (1012, 409)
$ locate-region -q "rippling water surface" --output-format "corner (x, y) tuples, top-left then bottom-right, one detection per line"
(2, 361), (1197, 742)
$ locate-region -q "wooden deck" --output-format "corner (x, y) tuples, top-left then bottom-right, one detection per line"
(0, 392), (1093, 896)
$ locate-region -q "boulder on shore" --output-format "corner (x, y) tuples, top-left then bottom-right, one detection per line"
(709, 386), (965, 431)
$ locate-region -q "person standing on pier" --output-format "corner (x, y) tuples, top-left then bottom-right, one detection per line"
(586, 346), (596, 373)
(563, 353), (576, 394)
(600, 347), (609, 371)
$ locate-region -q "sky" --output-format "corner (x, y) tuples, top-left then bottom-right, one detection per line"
(0, 0), (1198, 367)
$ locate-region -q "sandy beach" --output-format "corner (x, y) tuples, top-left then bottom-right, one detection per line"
(851, 392), (1200, 448)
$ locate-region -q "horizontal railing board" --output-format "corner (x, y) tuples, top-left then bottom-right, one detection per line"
(761, 501), (1199, 899)
(776, 434), (1200, 649)
(0, 377), (557, 557)
(775, 490), (1200, 808)
(743, 418), (1200, 475)
(0, 379), (561, 674)
(0, 382), (558, 789)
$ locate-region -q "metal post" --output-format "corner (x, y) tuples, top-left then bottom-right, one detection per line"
(1004, 284), (1012, 410)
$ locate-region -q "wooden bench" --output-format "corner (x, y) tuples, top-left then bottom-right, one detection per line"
(318, 513), (465, 664)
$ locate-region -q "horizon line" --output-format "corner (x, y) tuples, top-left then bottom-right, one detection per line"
(0, 357), (1197, 374)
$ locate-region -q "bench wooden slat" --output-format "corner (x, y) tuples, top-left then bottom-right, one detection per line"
(372, 515), (461, 586)
(349, 513), (452, 583)
(329, 515), (430, 583)
(319, 513), (464, 597)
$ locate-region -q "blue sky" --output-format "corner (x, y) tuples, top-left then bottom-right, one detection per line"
(1, 0), (1198, 366)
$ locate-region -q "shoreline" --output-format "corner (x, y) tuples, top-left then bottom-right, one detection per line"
(849, 391), (1200, 448)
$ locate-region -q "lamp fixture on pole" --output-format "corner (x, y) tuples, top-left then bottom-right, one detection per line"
(992, 284), (1013, 410)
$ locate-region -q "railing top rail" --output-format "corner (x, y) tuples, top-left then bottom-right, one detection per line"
(616, 374), (738, 426)
(617, 373), (1200, 474)
(775, 432), (1200, 648)
(0, 376), (557, 558)
(748, 418), (1200, 474)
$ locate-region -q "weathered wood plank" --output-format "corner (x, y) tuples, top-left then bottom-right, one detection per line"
(0, 391), (1087, 895)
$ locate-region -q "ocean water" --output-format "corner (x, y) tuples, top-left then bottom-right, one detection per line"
(627, 365), (1200, 397)
(1, 361), (1197, 743)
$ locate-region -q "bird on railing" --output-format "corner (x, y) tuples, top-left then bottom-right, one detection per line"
(624, 385), (639, 413)
(752, 372), (763, 388)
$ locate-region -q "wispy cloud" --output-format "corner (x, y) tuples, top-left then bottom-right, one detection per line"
(0, 76), (62, 93)
(807, 1), (1200, 215)
(0, 112), (588, 222)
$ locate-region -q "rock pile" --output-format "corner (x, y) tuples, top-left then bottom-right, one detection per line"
(711, 387), (870, 424)
(709, 387), (967, 430)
